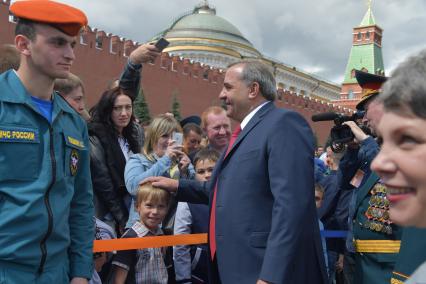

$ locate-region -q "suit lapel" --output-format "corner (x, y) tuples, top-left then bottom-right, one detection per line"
(223, 102), (274, 162)
(209, 102), (274, 203)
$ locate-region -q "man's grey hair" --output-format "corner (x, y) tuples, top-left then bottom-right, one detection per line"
(228, 60), (277, 101)
(380, 49), (426, 119)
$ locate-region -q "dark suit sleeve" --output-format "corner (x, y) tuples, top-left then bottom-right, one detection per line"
(176, 179), (210, 205)
(259, 112), (325, 283)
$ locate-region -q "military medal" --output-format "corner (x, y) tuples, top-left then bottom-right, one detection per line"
(364, 183), (393, 235)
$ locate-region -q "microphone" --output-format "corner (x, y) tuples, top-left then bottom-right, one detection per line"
(311, 112), (339, 122)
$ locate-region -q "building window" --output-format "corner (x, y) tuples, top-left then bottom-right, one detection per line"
(80, 34), (87, 45)
(348, 90), (354, 99)
(357, 32), (362, 41)
(351, 69), (356, 78)
(110, 40), (116, 54)
(366, 31), (370, 39)
(171, 61), (177, 72)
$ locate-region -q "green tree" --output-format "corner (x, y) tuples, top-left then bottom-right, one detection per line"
(171, 90), (181, 121)
(133, 88), (151, 125)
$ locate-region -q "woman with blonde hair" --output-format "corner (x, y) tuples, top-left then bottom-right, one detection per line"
(125, 114), (195, 229)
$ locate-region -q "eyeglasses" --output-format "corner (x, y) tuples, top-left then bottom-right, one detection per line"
(113, 105), (132, 113)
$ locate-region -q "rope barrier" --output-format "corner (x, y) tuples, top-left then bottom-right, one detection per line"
(93, 230), (349, 252)
(321, 230), (348, 238)
(93, 233), (207, 253)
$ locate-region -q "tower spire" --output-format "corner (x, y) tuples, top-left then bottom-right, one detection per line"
(360, 0), (376, 26)
(338, 0), (384, 109)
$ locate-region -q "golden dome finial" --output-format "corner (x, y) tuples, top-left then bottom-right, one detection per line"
(366, 0), (372, 10)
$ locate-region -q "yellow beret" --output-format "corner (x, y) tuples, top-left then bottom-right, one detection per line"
(356, 90), (380, 111)
(10, 0), (88, 36)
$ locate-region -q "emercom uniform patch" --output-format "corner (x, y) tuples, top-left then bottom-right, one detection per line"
(0, 126), (39, 143)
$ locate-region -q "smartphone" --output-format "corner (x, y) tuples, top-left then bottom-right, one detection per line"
(172, 132), (183, 146)
(154, 37), (170, 51)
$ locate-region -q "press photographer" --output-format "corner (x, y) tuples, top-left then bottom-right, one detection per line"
(311, 110), (367, 153)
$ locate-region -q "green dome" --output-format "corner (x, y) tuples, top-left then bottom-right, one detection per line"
(161, 4), (258, 51)
(167, 6), (251, 46)
(173, 13), (243, 36)
(152, 3), (261, 67)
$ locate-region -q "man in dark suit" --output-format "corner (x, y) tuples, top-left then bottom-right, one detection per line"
(147, 60), (327, 283)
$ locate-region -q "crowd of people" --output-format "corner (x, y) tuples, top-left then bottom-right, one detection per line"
(1, 0), (426, 284)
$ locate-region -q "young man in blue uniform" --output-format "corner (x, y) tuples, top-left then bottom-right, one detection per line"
(0, 1), (93, 283)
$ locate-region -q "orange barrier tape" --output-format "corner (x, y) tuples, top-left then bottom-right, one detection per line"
(93, 233), (208, 253)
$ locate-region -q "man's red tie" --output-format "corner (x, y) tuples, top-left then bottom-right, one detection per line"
(209, 125), (241, 260)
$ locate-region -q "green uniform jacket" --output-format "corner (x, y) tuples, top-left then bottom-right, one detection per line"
(391, 227), (426, 284)
(353, 172), (403, 284)
(0, 70), (94, 279)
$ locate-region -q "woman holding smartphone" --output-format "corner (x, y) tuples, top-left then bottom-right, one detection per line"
(124, 114), (195, 229)
(371, 50), (426, 283)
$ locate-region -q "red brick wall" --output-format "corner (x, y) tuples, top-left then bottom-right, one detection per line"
(0, 1), (15, 44)
(0, 3), (130, 107)
(0, 1), (349, 146)
(141, 54), (224, 116)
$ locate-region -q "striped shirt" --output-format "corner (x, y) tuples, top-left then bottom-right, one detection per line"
(112, 221), (168, 284)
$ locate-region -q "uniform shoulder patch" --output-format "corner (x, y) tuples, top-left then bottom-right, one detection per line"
(0, 126), (39, 143)
(67, 136), (85, 149)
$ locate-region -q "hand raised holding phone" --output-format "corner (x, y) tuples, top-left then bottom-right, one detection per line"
(165, 132), (183, 160)
(172, 132), (183, 146)
(154, 37), (170, 52)
(129, 43), (160, 65)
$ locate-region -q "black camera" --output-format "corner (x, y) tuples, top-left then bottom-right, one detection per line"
(312, 111), (370, 152)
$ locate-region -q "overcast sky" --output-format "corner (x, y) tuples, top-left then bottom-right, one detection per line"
(53, 0), (426, 84)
